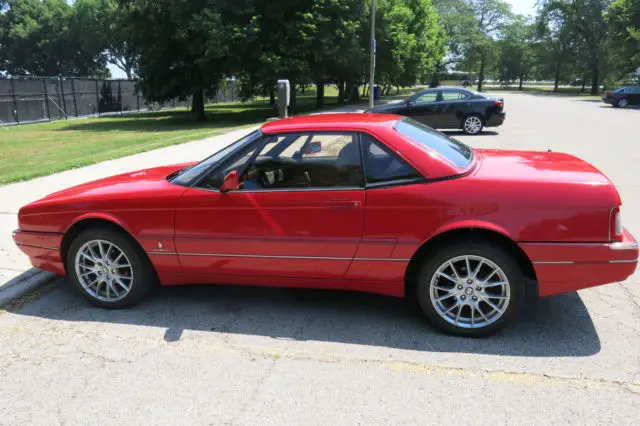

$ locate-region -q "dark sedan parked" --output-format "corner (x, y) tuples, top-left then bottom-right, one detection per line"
(365, 87), (505, 135)
(602, 86), (640, 108)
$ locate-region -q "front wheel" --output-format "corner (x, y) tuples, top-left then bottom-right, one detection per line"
(415, 242), (525, 337)
(462, 115), (484, 135)
(66, 227), (157, 308)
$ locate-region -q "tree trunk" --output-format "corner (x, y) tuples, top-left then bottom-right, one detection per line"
(362, 84), (367, 98)
(348, 81), (359, 102)
(337, 80), (345, 104)
(553, 62), (561, 93)
(590, 64), (600, 95)
(269, 85), (275, 105)
(396, 86), (400, 95)
(315, 81), (324, 109)
(518, 75), (523, 91)
(290, 78), (297, 111)
(477, 55), (485, 92)
(581, 77), (586, 93)
(191, 89), (205, 121)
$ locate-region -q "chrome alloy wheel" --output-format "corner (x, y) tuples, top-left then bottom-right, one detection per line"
(463, 116), (482, 134)
(74, 239), (134, 302)
(429, 255), (510, 329)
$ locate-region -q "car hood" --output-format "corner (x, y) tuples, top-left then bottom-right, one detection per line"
(38, 162), (196, 203)
(20, 163), (194, 215)
(471, 148), (620, 205)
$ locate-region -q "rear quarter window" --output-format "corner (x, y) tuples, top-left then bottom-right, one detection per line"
(393, 118), (473, 169)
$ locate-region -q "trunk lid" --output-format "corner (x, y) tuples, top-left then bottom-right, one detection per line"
(473, 149), (611, 185)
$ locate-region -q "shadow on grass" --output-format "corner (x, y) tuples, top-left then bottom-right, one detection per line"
(8, 276), (601, 358)
(56, 98), (342, 133)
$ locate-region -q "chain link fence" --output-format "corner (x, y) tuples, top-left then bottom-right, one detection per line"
(0, 76), (238, 126)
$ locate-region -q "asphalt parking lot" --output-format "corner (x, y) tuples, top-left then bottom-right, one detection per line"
(1, 93), (639, 424)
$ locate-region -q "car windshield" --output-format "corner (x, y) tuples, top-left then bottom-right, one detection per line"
(170, 130), (263, 185)
(393, 117), (473, 169)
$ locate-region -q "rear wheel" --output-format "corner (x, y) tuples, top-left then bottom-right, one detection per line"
(415, 242), (525, 337)
(618, 98), (629, 108)
(462, 115), (484, 135)
(66, 227), (157, 308)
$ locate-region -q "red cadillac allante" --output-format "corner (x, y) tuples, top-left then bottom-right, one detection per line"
(13, 114), (638, 336)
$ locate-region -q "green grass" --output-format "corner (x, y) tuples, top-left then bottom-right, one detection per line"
(0, 87), (417, 184)
(482, 85), (601, 99)
(0, 106), (260, 184)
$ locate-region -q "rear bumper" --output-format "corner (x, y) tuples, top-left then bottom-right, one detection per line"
(602, 97), (617, 105)
(485, 111), (506, 127)
(519, 229), (638, 297)
(13, 230), (66, 275)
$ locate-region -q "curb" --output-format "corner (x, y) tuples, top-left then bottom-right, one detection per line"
(0, 269), (57, 306)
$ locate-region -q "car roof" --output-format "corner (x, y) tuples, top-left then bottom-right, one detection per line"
(260, 113), (402, 134)
(420, 86), (473, 92)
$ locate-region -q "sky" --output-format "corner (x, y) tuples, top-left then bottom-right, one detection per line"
(106, 0), (539, 79)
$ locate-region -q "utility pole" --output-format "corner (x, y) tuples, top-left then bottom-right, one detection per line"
(368, 0), (376, 109)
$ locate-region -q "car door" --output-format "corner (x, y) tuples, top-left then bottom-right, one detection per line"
(438, 90), (470, 128)
(405, 90), (440, 126)
(343, 132), (426, 283)
(174, 131), (365, 279)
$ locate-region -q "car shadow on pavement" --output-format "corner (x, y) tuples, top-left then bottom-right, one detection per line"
(442, 130), (500, 137)
(7, 278), (601, 358)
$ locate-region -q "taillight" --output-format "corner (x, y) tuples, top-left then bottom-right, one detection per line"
(610, 207), (623, 241)
(605, 92), (612, 97)
(494, 99), (503, 109)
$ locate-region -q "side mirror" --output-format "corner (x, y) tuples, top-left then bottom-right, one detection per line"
(220, 170), (239, 192)
(407, 99), (415, 106)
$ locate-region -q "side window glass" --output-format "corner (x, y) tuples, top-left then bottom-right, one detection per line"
(242, 132), (364, 190)
(415, 92), (438, 103)
(442, 91), (467, 100)
(361, 133), (422, 184)
(197, 138), (263, 190)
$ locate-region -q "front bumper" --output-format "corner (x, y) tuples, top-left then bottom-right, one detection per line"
(13, 230), (65, 275)
(519, 228), (638, 297)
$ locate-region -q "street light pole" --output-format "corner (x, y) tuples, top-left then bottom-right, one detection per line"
(368, 0), (376, 109)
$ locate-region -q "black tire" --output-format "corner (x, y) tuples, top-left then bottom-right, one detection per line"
(461, 114), (484, 135)
(618, 98), (628, 108)
(66, 227), (157, 308)
(415, 241), (525, 337)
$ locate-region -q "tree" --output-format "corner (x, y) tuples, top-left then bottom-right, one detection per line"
(497, 15), (535, 89)
(0, 0), (108, 76)
(606, 0), (640, 79)
(101, 0), (138, 79)
(536, 0), (576, 92)
(125, 0), (231, 120)
(365, 0), (445, 95)
(432, 0), (477, 84)
(306, 0), (365, 107)
(570, 0), (612, 94)
(450, 0), (512, 91)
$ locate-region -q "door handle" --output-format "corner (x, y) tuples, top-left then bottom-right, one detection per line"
(325, 200), (362, 209)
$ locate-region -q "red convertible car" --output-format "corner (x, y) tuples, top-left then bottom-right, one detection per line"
(13, 114), (638, 336)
